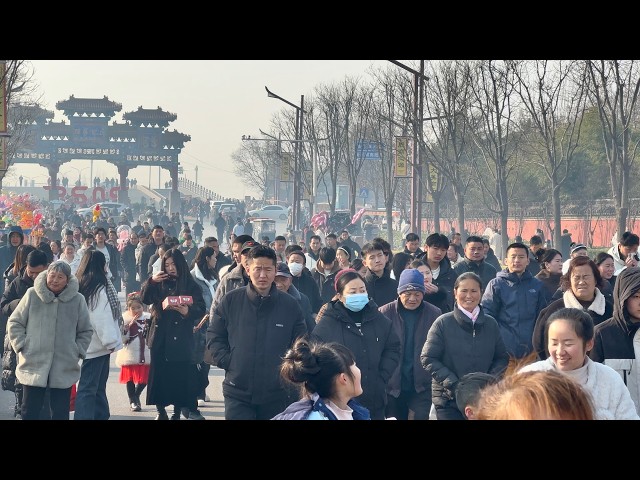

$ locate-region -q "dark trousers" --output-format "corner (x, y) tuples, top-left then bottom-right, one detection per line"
(74, 354), (111, 420)
(224, 394), (288, 420)
(386, 390), (432, 420)
(126, 381), (146, 403)
(22, 385), (71, 420)
(196, 362), (210, 400)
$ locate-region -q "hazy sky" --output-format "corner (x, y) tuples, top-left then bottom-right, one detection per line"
(9, 60), (388, 198)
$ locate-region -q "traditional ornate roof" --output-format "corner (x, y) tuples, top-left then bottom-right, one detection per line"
(9, 104), (54, 125)
(41, 121), (72, 140)
(162, 129), (191, 149)
(55, 95), (122, 118)
(123, 106), (177, 127)
(109, 121), (138, 141)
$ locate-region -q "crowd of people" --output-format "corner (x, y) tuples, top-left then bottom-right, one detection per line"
(1, 200), (640, 420)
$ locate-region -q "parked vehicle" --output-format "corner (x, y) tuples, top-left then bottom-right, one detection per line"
(248, 204), (289, 221)
(76, 202), (127, 217)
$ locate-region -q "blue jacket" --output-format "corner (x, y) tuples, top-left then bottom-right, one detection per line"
(481, 269), (547, 359)
(271, 393), (371, 420)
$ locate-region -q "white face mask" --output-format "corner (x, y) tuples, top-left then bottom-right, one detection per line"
(288, 262), (303, 276)
(324, 269), (333, 275)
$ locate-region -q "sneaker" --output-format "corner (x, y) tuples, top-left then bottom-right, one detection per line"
(188, 410), (206, 420)
(197, 399), (206, 407)
(130, 402), (141, 412)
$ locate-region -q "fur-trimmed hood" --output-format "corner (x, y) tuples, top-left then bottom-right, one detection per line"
(33, 269), (79, 303)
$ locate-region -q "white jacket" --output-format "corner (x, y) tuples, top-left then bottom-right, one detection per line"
(519, 357), (639, 420)
(85, 285), (123, 359)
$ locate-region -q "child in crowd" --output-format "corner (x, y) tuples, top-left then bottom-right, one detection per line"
(115, 293), (151, 412)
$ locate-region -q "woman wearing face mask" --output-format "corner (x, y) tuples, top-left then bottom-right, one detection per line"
(312, 268), (401, 420)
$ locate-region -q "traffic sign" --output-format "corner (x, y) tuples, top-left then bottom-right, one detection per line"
(359, 187), (369, 198)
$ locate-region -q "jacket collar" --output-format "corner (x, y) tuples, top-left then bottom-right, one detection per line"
(246, 281), (278, 304)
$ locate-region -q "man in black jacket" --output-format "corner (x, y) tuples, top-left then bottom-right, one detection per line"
(453, 235), (498, 292)
(206, 245), (307, 420)
(137, 225), (165, 282)
(362, 240), (398, 307)
(286, 245), (322, 314)
(421, 233), (456, 313)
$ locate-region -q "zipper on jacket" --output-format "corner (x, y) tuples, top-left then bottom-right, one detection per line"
(473, 325), (476, 338)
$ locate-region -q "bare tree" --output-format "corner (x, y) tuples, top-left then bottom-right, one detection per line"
(308, 84), (348, 215)
(511, 60), (588, 250)
(467, 60), (521, 259)
(422, 60), (474, 239)
(369, 65), (411, 245)
(2, 60), (43, 186)
(585, 60), (640, 238)
(232, 141), (273, 200)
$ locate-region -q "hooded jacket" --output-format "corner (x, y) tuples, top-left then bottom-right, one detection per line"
(7, 271), (93, 388)
(589, 266), (640, 415)
(481, 268), (547, 359)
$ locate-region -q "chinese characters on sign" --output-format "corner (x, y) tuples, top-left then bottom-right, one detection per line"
(394, 136), (412, 177)
(280, 152), (292, 182)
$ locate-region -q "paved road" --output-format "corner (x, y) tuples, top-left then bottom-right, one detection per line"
(0, 214), (229, 421)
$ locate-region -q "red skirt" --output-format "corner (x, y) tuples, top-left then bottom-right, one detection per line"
(119, 365), (150, 384)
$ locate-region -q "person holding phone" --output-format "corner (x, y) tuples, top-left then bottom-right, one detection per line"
(141, 248), (206, 420)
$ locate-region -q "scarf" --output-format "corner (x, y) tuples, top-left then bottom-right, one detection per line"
(563, 288), (606, 316)
(193, 264), (217, 300)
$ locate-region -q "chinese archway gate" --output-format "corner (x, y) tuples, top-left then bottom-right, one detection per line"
(9, 95), (190, 213)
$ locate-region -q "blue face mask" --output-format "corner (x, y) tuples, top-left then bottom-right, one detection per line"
(344, 293), (369, 312)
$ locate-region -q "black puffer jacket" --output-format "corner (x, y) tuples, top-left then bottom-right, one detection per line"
(420, 305), (509, 409)
(312, 299), (401, 418)
(207, 283), (307, 404)
(1, 269), (34, 392)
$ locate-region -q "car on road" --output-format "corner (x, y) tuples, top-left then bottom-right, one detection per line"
(76, 202), (127, 217)
(248, 204), (289, 221)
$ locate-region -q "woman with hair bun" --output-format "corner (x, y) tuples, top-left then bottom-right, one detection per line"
(271, 336), (370, 420)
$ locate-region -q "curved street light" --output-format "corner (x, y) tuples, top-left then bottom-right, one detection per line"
(265, 86), (305, 231)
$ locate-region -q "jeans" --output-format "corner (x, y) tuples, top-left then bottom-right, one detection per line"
(74, 354), (112, 420)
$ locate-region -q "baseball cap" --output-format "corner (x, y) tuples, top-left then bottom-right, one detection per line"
(275, 262), (292, 277)
(241, 240), (259, 254)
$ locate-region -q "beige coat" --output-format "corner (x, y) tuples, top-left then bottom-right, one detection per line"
(8, 271), (93, 389)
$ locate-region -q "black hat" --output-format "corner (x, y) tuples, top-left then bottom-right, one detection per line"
(275, 262), (292, 277)
(241, 240), (259, 253)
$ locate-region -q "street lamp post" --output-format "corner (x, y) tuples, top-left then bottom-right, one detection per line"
(265, 86), (305, 231)
(389, 61), (428, 237)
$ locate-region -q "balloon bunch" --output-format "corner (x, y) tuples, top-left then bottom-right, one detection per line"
(93, 204), (101, 223)
(0, 192), (44, 229)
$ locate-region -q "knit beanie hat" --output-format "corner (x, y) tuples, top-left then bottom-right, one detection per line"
(334, 268), (358, 292)
(397, 268), (426, 295)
